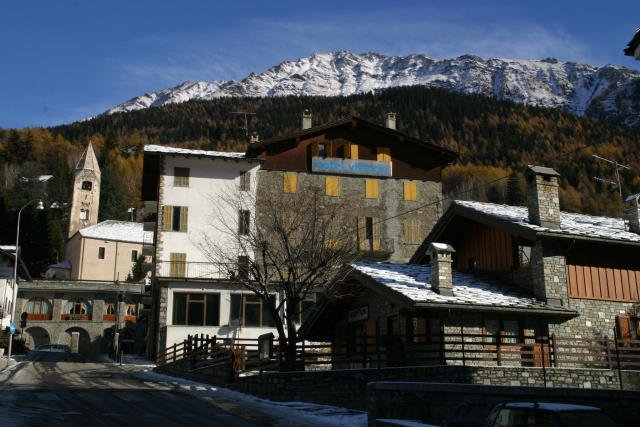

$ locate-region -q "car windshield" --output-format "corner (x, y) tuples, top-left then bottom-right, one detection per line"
(556, 411), (618, 427)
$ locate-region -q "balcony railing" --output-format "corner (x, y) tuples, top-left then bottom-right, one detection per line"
(61, 314), (91, 321)
(156, 261), (237, 280)
(26, 313), (52, 321)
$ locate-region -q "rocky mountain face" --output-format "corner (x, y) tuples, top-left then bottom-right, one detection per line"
(106, 51), (640, 130)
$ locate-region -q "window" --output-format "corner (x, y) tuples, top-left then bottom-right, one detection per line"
(25, 297), (52, 320)
(81, 181), (92, 191)
(283, 172), (298, 193)
(239, 171), (251, 191)
(325, 176), (340, 196)
(172, 293), (220, 326)
(517, 245), (532, 267)
(131, 250), (138, 262)
(376, 147), (391, 162)
(403, 219), (421, 244)
(173, 167), (190, 187)
(358, 216), (381, 251)
(62, 298), (91, 320)
(98, 247), (105, 259)
(617, 315), (640, 342)
(80, 209), (89, 220)
(344, 143), (358, 159)
(239, 210), (250, 235)
(169, 252), (186, 277)
(317, 143), (328, 158)
(237, 256), (250, 280)
(297, 295), (316, 324)
(365, 179), (379, 199)
(162, 206), (188, 232)
(230, 294), (276, 327)
(484, 319), (520, 344)
(403, 181), (417, 201)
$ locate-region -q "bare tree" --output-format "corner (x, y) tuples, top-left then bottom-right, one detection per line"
(199, 183), (360, 370)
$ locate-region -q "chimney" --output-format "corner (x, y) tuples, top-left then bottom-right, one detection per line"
(250, 132), (259, 143)
(625, 193), (640, 233)
(428, 242), (455, 296)
(302, 109), (312, 130)
(385, 112), (396, 130)
(525, 165), (561, 229)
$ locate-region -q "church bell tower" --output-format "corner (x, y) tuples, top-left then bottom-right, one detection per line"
(68, 142), (101, 237)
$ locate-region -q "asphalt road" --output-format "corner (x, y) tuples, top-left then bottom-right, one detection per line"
(0, 354), (274, 426)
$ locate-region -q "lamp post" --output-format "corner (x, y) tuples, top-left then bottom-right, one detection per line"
(7, 199), (44, 360)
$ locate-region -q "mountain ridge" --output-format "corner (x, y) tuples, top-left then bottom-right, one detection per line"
(105, 51), (640, 130)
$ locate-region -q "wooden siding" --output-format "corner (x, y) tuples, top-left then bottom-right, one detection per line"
(258, 126), (445, 181)
(568, 264), (640, 302)
(454, 225), (514, 273)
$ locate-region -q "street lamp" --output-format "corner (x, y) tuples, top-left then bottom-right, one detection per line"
(7, 199), (44, 360)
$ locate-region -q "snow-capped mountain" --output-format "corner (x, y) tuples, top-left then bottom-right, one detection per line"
(106, 51), (640, 129)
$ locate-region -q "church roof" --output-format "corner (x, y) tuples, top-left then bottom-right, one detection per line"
(75, 141), (100, 173)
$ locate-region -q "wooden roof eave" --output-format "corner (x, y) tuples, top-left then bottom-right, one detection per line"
(413, 301), (578, 318)
(537, 231), (640, 248)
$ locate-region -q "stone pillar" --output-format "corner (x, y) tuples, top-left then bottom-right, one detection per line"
(70, 331), (80, 353)
(155, 286), (169, 359)
(530, 240), (568, 306)
(525, 166), (561, 229)
(428, 243), (455, 296)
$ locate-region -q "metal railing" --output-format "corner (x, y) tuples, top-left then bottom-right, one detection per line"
(155, 261), (237, 280)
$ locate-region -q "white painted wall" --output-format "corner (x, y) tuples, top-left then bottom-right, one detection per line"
(164, 282), (279, 347)
(157, 155), (259, 275)
(0, 279), (13, 328)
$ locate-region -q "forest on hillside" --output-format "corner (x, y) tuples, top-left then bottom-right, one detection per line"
(1, 86), (640, 276)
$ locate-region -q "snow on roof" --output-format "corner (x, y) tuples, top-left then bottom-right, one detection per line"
(351, 262), (567, 312)
(455, 200), (640, 244)
(0, 245), (16, 252)
(78, 221), (152, 244)
(144, 144), (248, 160)
(504, 402), (601, 412)
(48, 260), (72, 270)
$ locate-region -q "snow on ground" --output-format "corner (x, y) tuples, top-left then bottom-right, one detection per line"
(134, 368), (367, 427)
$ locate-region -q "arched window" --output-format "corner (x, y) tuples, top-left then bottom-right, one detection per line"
(82, 181), (92, 191)
(103, 302), (116, 321)
(25, 297), (52, 320)
(124, 304), (137, 323)
(62, 298), (92, 321)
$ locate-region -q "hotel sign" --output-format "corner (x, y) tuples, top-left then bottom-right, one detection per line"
(312, 157), (392, 177)
(347, 305), (369, 323)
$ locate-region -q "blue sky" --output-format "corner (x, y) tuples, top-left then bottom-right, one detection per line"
(1, 0), (637, 129)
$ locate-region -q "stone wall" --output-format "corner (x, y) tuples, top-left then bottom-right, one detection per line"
(368, 381), (640, 427)
(256, 170), (442, 262)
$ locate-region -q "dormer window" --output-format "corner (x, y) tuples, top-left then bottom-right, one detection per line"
(82, 181), (92, 191)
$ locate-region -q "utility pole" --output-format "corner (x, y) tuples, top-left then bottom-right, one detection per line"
(231, 111), (256, 141)
(592, 154), (631, 202)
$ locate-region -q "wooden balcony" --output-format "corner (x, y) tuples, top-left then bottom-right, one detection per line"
(103, 314), (116, 321)
(26, 313), (52, 321)
(124, 315), (137, 323)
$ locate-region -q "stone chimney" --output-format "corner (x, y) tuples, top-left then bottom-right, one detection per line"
(625, 193), (640, 233)
(428, 242), (455, 296)
(385, 112), (396, 130)
(250, 132), (259, 143)
(302, 109), (312, 130)
(525, 165), (561, 229)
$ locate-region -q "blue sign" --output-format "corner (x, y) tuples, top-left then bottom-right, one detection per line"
(9, 321), (15, 335)
(312, 156), (392, 177)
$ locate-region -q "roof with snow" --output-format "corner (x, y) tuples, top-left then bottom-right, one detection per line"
(455, 200), (640, 243)
(625, 28), (640, 57)
(77, 220), (152, 244)
(350, 262), (574, 315)
(144, 144), (255, 161)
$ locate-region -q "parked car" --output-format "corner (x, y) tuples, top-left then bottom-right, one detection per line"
(32, 344), (71, 353)
(484, 402), (619, 427)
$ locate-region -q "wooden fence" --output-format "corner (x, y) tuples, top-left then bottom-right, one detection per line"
(157, 333), (640, 375)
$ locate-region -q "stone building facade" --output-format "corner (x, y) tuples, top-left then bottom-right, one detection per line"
(67, 142), (101, 238)
(16, 280), (145, 355)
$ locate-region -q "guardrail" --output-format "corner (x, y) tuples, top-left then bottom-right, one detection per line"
(155, 261), (237, 280)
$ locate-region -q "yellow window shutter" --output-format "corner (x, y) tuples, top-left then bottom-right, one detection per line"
(377, 147), (390, 162)
(357, 216), (368, 251)
(325, 176), (339, 196)
(351, 144), (359, 160)
(372, 218), (381, 251)
(365, 179), (379, 199)
(344, 143), (351, 159)
(404, 182), (417, 201)
(170, 253), (186, 277)
(179, 206), (188, 232)
(163, 206), (172, 231)
(283, 172), (298, 193)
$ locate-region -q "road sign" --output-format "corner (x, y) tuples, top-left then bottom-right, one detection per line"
(9, 321), (16, 335)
